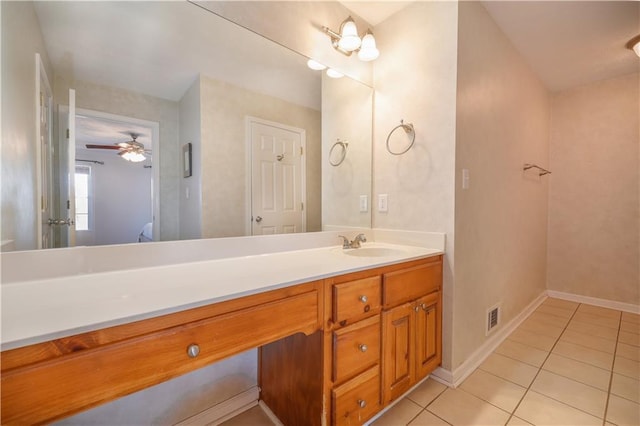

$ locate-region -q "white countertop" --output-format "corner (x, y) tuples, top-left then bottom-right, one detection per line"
(1, 242), (442, 351)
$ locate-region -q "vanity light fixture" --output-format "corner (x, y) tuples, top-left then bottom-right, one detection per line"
(323, 16), (380, 61)
(627, 35), (640, 57)
(634, 40), (640, 57)
(307, 59), (327, 70)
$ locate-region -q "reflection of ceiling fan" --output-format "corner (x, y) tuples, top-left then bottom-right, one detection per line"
(86, 133), (151, 163)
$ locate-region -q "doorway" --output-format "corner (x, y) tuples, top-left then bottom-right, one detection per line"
(247, 117), (306, 235)
(56, 108), (159, 246)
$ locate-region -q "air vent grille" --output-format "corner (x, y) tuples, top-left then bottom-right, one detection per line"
(486, 305), (500, 335)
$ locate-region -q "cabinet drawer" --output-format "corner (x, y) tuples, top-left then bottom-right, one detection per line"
(332, 366), (381, 426)
(1, 290), (320, 425)
(333, 276), (381, 324)
(333, 316), (380, 383)
(383, 258), (442, 308)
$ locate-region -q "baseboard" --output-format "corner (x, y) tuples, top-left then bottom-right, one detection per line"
(176, 386), (259, 426)
(363, 375), (432, 426)
(546, 290), (640, 314)
(431, 290), (548, 388)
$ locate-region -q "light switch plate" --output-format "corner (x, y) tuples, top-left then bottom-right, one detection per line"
(359, 195), (368, 212)
(378, 194), (388, 212)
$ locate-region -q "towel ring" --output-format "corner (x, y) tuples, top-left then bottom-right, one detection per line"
(386, 120), (415, 155)
(329, 139), (348, 166)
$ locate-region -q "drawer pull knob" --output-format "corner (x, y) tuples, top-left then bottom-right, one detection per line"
(421, 303), (428, 311)
(359, 344), (368, 353)
(187, 344), (200, 358)
(358, 399), (367, 408)
(359, 295), (368, 303)
(414, 305), (420, 312)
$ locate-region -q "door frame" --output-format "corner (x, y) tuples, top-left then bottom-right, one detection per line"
(57, 107), (160, 242)
(245, 116), (307, 236)
(35, 53), (53, 249)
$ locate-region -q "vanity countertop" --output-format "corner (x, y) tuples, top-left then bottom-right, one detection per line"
(1, 242), (442, 351)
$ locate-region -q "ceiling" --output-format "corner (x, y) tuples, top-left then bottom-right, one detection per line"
(343, 1), (640, 92)
(76, 115), (153, 151)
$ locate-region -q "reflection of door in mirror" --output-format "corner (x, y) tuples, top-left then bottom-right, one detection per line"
(250, 118), (306, 235)
(36, 54), (54, 249)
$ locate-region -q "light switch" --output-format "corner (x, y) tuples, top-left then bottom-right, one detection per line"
(462, 169), (470, 190)
(359, 195), (368, 212)
(378, 194), (388, 212)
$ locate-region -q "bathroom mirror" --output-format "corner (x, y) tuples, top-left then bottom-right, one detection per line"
(0, 0), (373, 251)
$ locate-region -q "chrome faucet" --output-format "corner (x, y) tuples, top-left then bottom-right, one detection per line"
(338, 233), (367, 249)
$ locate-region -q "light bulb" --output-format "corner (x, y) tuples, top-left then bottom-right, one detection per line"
(121, 151), (146, 162)
(338, 17), (361, 52)
(326, 68), (344, 79)
(634, 41), (640, 57)
(358, 31), (380, 61)
(307, 59), (327, 70)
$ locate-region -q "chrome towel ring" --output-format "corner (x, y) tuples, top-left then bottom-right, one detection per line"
(386, 119), (415, 155)
(329, 139), (348, 166)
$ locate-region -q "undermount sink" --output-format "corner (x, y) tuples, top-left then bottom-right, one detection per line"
(342, 247), (406, 257)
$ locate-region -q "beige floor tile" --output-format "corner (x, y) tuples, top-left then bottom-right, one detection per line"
(559, 329), (617, 354)
(459, 369), (526, 412)
(527, 311), (570, 328)
(530, 370), (607, 418)
(518, 319), (565, 339)
(479, 353), (539, 387)
(567, 319), (619, 341)
(219, 405), (275, 426)
(614, 356), (640, 379)
(553, 340), (614, 370)
(506, 416), (533, 425)
(508, 328), (558, 352)
(621, 312), (640, 325)
(495, 339), (549, 367)
(576, 304), (621, 320)
(408, 379), (447, 408)
(619, 331), (640, 347)
(542, 353), (611, 391)
(620, 320), (640, 335)
(611, 373), (640, 404)
(572, 312), (620, 329)
(606, 394), (640, 426)
(536, 304), (575, 319)
(372, 398), (422, 426)
(617, 342), (640, 362)
(515, 391), (602, 426)
(427, 388), (510, 426)
(408, 410), (451, 426)
(542, 298), (579, 311)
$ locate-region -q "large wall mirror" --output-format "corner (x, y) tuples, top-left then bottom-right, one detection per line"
(1, 1), (373, 251)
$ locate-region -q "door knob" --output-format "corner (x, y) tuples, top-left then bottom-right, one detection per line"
(255, 216), (263, 223)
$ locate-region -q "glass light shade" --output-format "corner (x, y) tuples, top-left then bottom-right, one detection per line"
(358, 32), (380, 61)
(338, 19), (361, 51)
(326, 68), (344, 79)
(634, 41), (640, 57)
(121, 151), (146, 162)
(307, 59), (327, 70)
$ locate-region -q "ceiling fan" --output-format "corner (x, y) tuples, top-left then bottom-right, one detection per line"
(86, 133), (151, 163)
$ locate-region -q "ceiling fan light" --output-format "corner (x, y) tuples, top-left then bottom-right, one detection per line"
(120, 151), (146, 162)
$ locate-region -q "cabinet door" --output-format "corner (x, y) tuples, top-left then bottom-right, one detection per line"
(415, 291), (441, 380)
(381, 302), (414, 404)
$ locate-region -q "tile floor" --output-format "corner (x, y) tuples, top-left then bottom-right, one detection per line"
(222, 298), (640, 425)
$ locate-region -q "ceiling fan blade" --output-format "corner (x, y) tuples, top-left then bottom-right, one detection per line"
(86, 144), (121, 150)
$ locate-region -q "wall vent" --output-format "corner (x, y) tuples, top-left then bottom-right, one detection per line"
(486, 304), (500, 335)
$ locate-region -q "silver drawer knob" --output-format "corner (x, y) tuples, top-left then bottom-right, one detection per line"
(359, 344), (368, 353)
(359, 295), (368, 303)
(414, 305), (420, 312)
(421, 303), (428, 311)
(187, 344), (200, 358)
(358, 399), (367, 408)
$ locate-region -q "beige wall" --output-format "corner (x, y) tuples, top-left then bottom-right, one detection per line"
(321, 73), (373, 229)
(1, 1), (54, 250)
(547, 73), (640, 305)
(373, 1), (459, 369)
(199, 75), (321, 238)
(54, 78), (181, 242)
(453, 1), (550, 370)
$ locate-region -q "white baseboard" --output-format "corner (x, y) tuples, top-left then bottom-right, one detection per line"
(546, 290), (640, 314)
(431, 290), (548, 388)
(176, 387), (259, 426)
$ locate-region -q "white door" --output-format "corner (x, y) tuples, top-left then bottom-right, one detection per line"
(65, 89), (77, 247)
(250, 119), (305, 235)
(36, 55), (53, 249)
